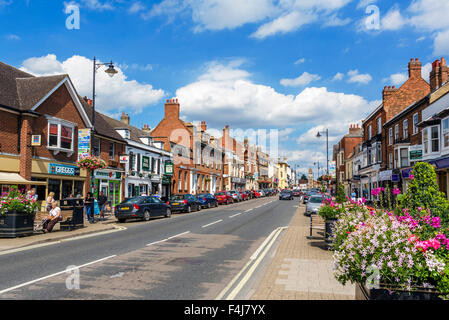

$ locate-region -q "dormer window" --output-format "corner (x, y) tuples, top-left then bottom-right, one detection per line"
(116, 129), (130, 139)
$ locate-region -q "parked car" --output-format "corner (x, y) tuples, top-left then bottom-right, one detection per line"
(168, 194), (202, 213)
(279, 190), (294, 200)
(215, 191), (234, 205)
(253, 190), (261, 198)
(259, 190), (266, 197)
(196, 193), (219, 209)
(115, 196), (171, 223)
(240, 190), (249, 201)
(292, 189), (301, 197)
(305, 195), (325, 216)
(230, 190), (243, 202)
(243, 190), (252, 200)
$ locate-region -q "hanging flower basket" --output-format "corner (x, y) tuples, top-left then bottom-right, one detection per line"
(77, 156), (107, 171)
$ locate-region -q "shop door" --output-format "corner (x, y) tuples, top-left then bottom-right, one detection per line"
(109, 181), (121, 207)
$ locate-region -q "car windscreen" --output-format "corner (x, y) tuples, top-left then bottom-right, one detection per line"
(170, 195), (185, 201)
(309, 197), (324, 203)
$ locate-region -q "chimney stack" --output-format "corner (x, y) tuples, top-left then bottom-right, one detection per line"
(164, 98), (180, 120)
(120, 112), (130, 125)
(200, 121), (207, 132)
(83, 96), (93, 107)
(383, 85), (397, 103)
(408, 58), (422, 79)
(142, 124), (151, 134)
(430, 57), (449, 91)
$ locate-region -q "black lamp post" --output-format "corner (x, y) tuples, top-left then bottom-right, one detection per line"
(316, 129), (329, 189)
(92, 57), (118, 130)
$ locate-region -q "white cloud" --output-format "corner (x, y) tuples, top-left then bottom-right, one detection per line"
(356, 0), (377, 10)
(294, 58), (306, 65)
(385, 73), (407, 86)
(175, 60), (375, 130)
(128, 1), (146, 14)
(347, 69), (372, 84)
(280, 72), (321, 87)
(279, 128), (295, 141)
(332, 72), (344, 81)
(6, 34), (21, 40)
(434, 29), (449, 56)
(20, 54), (165, 114)
(381, 8), (408, 31)
(148, 0), (353, 38)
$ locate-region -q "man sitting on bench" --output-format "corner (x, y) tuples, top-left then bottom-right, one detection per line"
(42, 200), (62, 233)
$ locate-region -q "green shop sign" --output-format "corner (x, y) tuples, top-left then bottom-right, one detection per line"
(165, 161), (174, 176)
(142, 156), (150, 171)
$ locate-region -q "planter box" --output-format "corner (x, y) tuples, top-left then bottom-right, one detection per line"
(356, 283), (446, 300)
(0, 211), (35, 238)
(325, 218), (338, 244)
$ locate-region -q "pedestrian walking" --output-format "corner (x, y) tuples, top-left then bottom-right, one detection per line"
(98, 191), (108, 221)
(84, 192), (95, 224)
(42, 200), (62, 233)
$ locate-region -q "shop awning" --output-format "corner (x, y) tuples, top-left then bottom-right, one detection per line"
(0, 173), (47, 185)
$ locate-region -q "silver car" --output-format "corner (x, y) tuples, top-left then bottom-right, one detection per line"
(305, 195), (325, 216)
(230, 190), (243, 202)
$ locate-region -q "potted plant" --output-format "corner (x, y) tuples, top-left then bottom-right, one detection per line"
(76, 155), (107, 170)
(0, 186), (39, 238)
(318, 199), (346, 244)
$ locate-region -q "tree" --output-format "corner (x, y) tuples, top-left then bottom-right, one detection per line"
(400, 162), (449, 224)
(301, 174), (307, 180)
(336, 184), (346, 204)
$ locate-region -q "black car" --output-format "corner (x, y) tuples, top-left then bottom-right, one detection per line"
(197, 193), (219, 209)
(169, 194), (202, 213)
(115, 196), (171, 223)
(279, 190), (294, 200)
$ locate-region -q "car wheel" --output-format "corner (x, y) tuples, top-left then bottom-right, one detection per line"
(165, 208), (172, 218)
(143, 210), (151, 221)
(198, 205), (202, 211)
(208, 203), (211, 209)
(186, 206), (191, 213)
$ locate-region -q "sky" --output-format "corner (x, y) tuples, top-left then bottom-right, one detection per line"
(2, 0), (449, 178)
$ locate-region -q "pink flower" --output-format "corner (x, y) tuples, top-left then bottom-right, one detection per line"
(410, 174), (414, 180)
(408, 234), (418, 243)
(392, 188), (401, 195)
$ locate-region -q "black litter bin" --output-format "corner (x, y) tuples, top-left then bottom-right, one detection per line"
(59, 198), (85, 231)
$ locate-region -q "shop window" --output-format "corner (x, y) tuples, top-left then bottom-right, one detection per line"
(74, 181), (84, 198)
(48, 179), (61, 201)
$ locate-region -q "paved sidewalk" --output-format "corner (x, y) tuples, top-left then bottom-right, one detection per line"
(250, 205), (355, 300)
(0, 214), (118, 252)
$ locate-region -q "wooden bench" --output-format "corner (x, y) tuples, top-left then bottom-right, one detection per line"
(307, 214), (325, 240)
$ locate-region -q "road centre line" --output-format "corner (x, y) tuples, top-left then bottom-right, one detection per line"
(0, 255), (117, 295)
(202, 220), (223, 228)
(229, 213), (242, 218)
(147, 231), (191, 246)
(244, 209), (253, 212)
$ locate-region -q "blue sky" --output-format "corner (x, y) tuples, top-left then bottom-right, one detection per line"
(2, 0), (449, 177)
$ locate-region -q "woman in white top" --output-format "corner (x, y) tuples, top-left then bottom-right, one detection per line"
(42, 200), (62, 233)
(46, 192), (55, 212)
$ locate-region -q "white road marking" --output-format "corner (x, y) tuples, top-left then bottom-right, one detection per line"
(110, 272), (124, 279)
(147, 239), (169, 246)
(0, 255), (117, 295)
(0, 241), (61, 256)
(244, 209), (253, 213)
(215, 226), (288, 300)
(202, 220), (223, 228)
(225, 227), (287, 300)
(229, 213), (242, 218)
(167, 231), (191, 239)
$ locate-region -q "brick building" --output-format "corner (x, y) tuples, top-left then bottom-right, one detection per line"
(360, 58), (430, 200)
(334, 124), (363, 195)
(151, 99), (224, 195)
(0, 61), (92, 204)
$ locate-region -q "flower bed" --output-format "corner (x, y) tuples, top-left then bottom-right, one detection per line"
(330, 162), (449, 299)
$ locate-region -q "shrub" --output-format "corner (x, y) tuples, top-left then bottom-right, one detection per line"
(336, 184), (346, 204)
(400, 162), (449, 227)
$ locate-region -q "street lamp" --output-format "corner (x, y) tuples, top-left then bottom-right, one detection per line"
(316, 129), (329, 189)
(92, 58), (118, 130)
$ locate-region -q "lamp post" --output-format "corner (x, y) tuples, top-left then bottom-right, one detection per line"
(90, 57), (118, 196)
(316, 128), (329, 190)
(92, 57), (118, 130)
(314, 161), (320, 186)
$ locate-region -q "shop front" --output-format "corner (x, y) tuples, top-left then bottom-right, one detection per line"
(93, 169), (124, 208)
(232, 177), (247, 191)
